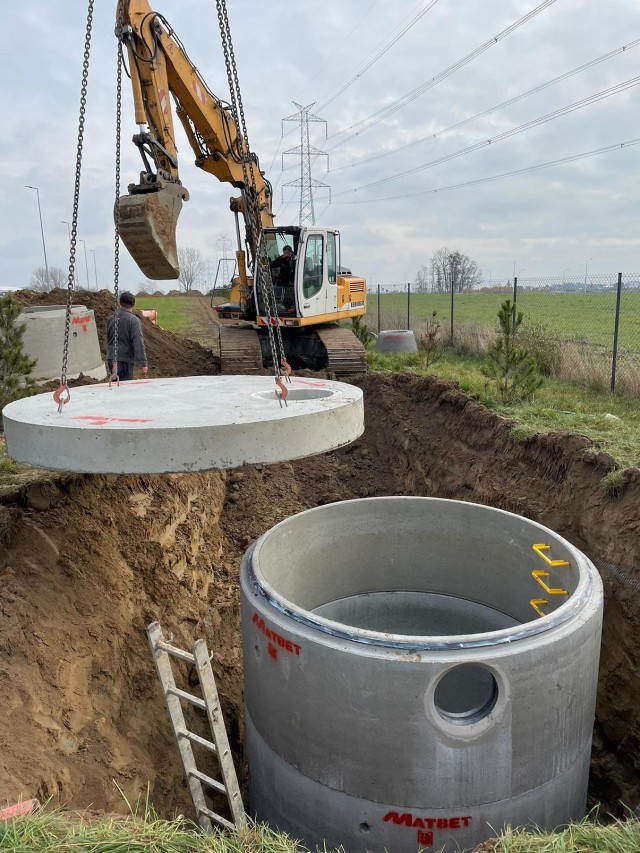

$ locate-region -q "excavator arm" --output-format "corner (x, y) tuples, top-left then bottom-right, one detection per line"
(116, 0), (273, 279)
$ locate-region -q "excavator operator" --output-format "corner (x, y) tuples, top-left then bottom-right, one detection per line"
(270, 245), (296, 313)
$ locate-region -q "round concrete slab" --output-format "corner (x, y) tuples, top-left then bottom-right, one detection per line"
(2, 376), (364, 474)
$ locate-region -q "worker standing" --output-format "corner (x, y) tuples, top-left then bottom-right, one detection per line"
(106, 291), (148, 381)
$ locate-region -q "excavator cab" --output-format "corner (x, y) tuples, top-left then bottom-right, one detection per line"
(117, 172), (190, 280)
(256, 227), (355, 325)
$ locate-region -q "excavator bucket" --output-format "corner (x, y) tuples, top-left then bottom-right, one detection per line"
(116, 181), (189, 280)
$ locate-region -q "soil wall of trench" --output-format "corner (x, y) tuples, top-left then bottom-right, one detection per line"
(0, 372), (639, 820)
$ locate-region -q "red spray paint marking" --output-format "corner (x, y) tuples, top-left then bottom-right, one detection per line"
(383, 813), (472, 847)
(71, 416), (153, 426)
(252, 613), (301, 658)
(291, 378), (329, 388)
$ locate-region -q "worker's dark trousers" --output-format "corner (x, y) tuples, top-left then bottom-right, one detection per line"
(109, 361), (135, 381)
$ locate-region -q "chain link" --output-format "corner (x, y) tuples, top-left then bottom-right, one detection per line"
(111, 43), (123, 385)
(214, 0), (288, 386)
(58, 0), (94, 410)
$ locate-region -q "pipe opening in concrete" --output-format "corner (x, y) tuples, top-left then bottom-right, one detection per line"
(433, 664), (499, 724)
(253, 388), (336, 401)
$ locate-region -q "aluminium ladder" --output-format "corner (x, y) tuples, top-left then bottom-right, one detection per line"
(147, 621), (247, 832)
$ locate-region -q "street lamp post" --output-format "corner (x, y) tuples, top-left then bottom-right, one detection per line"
(89, 249), (98, 290)
(25, 185), (50, 288)
(77, 239), (90, 289)
(583, 258), (593, 294)
(60, 220), (78, 287)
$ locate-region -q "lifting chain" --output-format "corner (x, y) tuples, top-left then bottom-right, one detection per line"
(110, 42), (124, 386)
(56, 0), (95, 412)
(214, 0), (289, 403)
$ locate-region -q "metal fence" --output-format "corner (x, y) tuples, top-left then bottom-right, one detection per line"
(365, 273), (640, 394)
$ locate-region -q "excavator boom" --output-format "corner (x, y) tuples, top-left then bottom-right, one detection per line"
(116, 0), (368, 375)
(115, 0), (273, 279)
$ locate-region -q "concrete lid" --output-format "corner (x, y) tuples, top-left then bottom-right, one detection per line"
(2, 375), (364, 474)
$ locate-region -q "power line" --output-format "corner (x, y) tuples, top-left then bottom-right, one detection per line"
(333, 75), (640, 197)
(316, 0), (441, 113)
(331, 37), (640, 172)
(297, 0), (381, 102)
(325, 0), (557, 150)
(332, 137), (640, 204)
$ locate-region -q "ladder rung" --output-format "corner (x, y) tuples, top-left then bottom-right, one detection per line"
(197, 805), (237, 832)
(156, 640), (196, 664)
(167, 686), (206, 710)
(178, 728), (218, 754)
(189, 768), (227, 794)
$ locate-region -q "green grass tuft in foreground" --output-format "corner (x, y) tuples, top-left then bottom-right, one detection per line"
(491, 814), (640, 852)
(0, 810), (302, 853)
(1, 810), (640, 853)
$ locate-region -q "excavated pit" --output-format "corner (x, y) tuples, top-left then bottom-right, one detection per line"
(1, 371), (639, 827)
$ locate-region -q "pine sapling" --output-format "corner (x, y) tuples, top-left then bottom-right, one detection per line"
(417, 310), (443, 368)
(482, 299), (543, 402)
(351, 315), (374, 346)
(0, 294), (37, 411)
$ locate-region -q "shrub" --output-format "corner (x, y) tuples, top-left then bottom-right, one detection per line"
(351, 315), (375, 346)
(0, 293), (37, 412)
(482, 299), (543, 403)
(416, 311), (444, 368)
(515, 322), (561, 376)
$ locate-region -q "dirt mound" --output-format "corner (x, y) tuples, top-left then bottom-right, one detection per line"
(135, 291), (151, 297)
(0, 372), (639, 819)
(152, 291), (164, 298)
(14, 289), (218, 378)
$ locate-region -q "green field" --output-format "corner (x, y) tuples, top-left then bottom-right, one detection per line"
(366, 290), (640, 353)
(135, 295), (195, 334)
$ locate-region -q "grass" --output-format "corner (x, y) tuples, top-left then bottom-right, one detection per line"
(488, 814), (640, 852)
(367, 348), (640, 470)
(0, 440), (26, 492)
(135, 296), (197, 335)
(366, 291), (640, 353)
(1, 809), (639, 853)
(0, 810), (299, 853)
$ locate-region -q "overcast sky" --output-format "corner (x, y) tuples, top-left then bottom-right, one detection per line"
(3, 0), (640, 292)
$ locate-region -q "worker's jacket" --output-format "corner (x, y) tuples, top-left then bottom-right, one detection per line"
(106, 309), (147, 367)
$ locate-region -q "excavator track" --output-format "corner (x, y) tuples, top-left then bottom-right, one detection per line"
(315, 325), (367, 375)
(219, 324), (263, 374)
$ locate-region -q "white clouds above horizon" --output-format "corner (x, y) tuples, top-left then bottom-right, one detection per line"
(3, 0), (640, 292)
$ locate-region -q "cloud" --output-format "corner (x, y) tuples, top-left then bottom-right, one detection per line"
(3, 0), (640, 293)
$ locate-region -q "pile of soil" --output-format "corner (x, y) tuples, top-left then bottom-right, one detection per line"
(0, 372), (639, 822)
(15, 289), (219, 378)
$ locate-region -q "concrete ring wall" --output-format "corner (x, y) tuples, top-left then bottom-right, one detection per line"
(240, 497), (603, 853)
(20, 305), (106, 383)
(374, 329), (418, 353)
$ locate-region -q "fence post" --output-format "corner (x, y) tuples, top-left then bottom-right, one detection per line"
(611, 272), (623, 393)
(450, 280), (454, 345)
(513, 276), (518, 317)
(377, 284), (381, 333)
(407, 282), (411, 329)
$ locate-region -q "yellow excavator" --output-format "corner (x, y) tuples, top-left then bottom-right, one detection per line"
(115, 0), (367, 374)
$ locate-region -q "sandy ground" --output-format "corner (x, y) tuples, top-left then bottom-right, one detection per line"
(1, 295), (639, 829)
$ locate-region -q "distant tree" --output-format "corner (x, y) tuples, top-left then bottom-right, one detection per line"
(178, 247), (204, 292)
(430, 248), (481, 293)
(414, 264), (430, 292)
(0, 294), (37, 410)
(29, 266), (67, 292)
